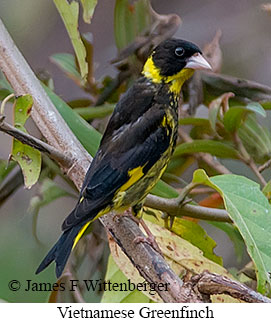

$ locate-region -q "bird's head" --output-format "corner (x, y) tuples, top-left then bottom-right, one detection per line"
(143, 38), (211, 94)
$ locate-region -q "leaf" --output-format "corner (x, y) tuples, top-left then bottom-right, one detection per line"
(238, 115), (271, 164)
(101, 255), (151, 303)
(74, 104), (115, 120)
(179, 117), (210, 127)
(54, 0), (88, 80)
(223, 103), (266, 133)
(28, 178), (73, 243)
(208, 93), (234, 134)
(263, 180), (271, 200)
(209, 222), (245, 264)
(174, 140), (240, 159)
(193, 169), (271, 295)
(11, 95), (41, 188)
(0, 160), (16, 183)
(150, 179), (178, 198)
(80, 0), (98, 24)
(50, 53), (83, 86)
(109, 219), (240, 303)
(143, 210), (222, 265)
(114, 0), (151, 50)
(43, 85), (101, 157)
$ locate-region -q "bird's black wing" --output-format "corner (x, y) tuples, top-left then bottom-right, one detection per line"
(62, 79), (172, 231)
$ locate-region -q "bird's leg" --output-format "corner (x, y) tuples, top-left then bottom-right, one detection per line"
(130, 204), (163, 256)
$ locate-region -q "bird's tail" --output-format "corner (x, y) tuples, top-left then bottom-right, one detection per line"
(35, 223), (84, 278)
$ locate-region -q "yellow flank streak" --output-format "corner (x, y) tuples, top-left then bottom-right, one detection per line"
(72, 221), (91, 249)
(79, 196), (84, 203)
(119, 166), (145, 192)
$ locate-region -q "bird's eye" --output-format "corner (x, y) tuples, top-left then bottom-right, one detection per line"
(175, 47), (185, 57)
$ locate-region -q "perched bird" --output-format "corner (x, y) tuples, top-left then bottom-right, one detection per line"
(36, 38), (211, 278)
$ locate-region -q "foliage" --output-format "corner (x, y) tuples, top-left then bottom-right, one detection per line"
(1, 0), (271, 303)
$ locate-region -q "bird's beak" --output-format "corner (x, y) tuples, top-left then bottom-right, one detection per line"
(185, 53), (212, 71)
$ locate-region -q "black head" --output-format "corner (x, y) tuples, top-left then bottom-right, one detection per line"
(152, 39), (208, 77)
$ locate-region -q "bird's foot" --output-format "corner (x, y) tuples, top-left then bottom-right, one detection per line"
(132, 217), (163, 256)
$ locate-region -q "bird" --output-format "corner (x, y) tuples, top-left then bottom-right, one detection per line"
(36, 38), (211, 278)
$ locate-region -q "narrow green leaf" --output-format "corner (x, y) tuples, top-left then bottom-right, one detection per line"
(239, 115), (271, 164)
(0, 161), (16, 183)
(223, 103), (266, 133)
(193, 169), (271, 295)
(74, 104), (115, 120)
(43, 85), (101, 156)
(29, 178), (73, 243)
(150, 179), (179, 198)
(50, 53), (83, 85)
(179, 117), (210, 127)
(11, 95), (41, 188)
(80, 0), (98, 24)
(114, 0), (151, 50)
(174, 140), (240, 159)
(54, 0), (88, 80)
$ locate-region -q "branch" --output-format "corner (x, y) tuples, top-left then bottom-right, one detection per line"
(0, 115), (72, 167)
(192, 271), (271, 303)
(145, 194), (232, 223)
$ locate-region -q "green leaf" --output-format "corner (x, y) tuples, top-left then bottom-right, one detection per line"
(43, 85), (101, 157)
(223, 103), (266, 133)
(238, 115), (271, 164)
(179, 117), (210, 127)
(0, 160), (16, 183)
(114, 0), (151, 50)
(144, 212), (222, 265)
(50, 53), (83, 85)
(193, 169), (271, 295)
(74, 104), (115, 120)
(11, 95), (41, 188)
(150, 180), (178, 198)
(80, 0), (98, 24)
(209, 222), (245, 263)
(263, 180), (271, 200)
(101, 255), (151, 303)
(174, 140), (240, 159)
(29, 178), (73, 243)
(54, 0), (88, 80)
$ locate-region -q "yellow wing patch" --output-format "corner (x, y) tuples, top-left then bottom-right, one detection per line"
(119, 166), (145, 192)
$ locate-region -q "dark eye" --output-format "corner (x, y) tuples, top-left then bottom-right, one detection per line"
(175, 47), (185, 57)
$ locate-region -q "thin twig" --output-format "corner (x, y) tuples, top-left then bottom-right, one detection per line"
(258, 158), (271, 173)
(0, 116), (73, 167)
(0, 93), (14, 114)
(233, 132), (267, 187)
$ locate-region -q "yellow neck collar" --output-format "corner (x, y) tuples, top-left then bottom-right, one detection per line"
(142, 56), (194, 95)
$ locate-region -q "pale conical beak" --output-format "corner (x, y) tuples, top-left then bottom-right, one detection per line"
(185, 53), (212, 71)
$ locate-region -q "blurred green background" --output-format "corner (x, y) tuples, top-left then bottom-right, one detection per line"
(0, 0), (271, 302)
